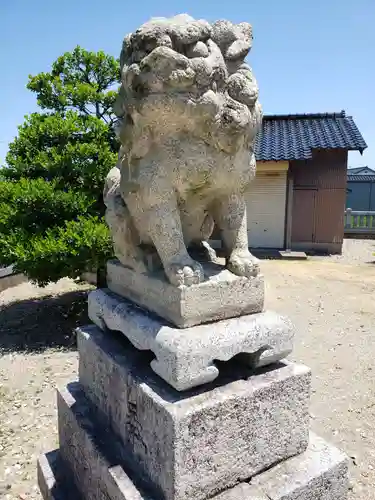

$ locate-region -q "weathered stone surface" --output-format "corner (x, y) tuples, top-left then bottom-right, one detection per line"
(77, 325), (310, 500)
(104, 15), (263, 288)
(39, 450), (259, 500)
(106, 259), (264, 327)
(41, 398), (348, 500)
(214, 484), (267, 499)
(249, 432), (349, 499)
(57, 383), (151, 500)
(37, 450), (81, 500)
(88, 290), (294, 390)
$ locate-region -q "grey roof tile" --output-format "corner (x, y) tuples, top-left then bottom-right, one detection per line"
(347, 167), (375, 175)
(347, 175), (375, 182)
(255, 111), (367, 161)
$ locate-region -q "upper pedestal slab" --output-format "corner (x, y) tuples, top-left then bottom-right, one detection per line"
(106, 259), (264, 328)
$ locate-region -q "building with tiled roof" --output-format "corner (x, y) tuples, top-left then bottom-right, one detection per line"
(255, 111), (366, 161)
(346, 169), (375, 212)
(347, 166), (375, 176)
(243, 111), (366, 253)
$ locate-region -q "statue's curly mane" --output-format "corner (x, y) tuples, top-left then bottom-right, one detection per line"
(113, 14), (262, 165)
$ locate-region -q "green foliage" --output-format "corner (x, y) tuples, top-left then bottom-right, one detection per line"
(0, 215), (112, 286)
(4, 112), (116, 200)
(0, 46), (120, 285)
(0, 178), (93, 235)
(27, 46), (120, 124)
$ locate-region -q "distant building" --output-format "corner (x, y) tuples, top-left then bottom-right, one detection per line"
(346, 167), (375, 211)
(241, 110), (367, 254)
(347, 166), (375, 176)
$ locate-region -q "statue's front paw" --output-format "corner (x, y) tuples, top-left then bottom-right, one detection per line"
(227, 250), (260, 278)
(165, 258), (204, 287)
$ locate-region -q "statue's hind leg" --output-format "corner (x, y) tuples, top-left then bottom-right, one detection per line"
(104, 166), (148, 273)
(105, 196), (148, 273)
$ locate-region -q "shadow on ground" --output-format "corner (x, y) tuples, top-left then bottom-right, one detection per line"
(0, 290), (91, 353)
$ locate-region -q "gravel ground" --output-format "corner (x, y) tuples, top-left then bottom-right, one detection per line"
(0, 240), (375, 499)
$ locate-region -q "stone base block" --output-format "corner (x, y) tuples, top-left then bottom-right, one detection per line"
(77, 325), (310, 500)
(57, 383), (151, 500)
(38, 432), (349, 500)
(250, 433), (349, 499)
(88, 289), (294, 390)
(37, 450), (81, 500)
(106, 259), (264, 328)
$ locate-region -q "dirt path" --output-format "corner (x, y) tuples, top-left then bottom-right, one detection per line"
(264, 259), (375, 499)
(0, 279), (92, 499)
(1, 256), (375, 499)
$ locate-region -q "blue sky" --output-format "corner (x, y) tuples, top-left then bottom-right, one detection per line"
(1, 0), (374, 167)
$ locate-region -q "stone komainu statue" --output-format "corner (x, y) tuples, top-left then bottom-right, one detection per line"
(104, 14), (263, 286)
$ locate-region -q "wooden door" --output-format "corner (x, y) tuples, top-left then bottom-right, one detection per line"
(291, 188), (317, 242)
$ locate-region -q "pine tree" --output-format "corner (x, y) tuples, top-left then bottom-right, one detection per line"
(0, 47), (120, 285)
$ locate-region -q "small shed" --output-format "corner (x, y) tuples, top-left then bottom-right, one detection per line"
(246, 110), (367, 253)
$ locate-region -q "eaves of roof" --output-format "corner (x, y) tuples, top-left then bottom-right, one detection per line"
(255, 111), (367, 162)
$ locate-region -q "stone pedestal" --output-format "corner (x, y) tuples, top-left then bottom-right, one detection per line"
(38, 319), (349, 500)
(38, 261), (349, 500)
(77, 326), (310, 500)
(38, 433), (349, 500)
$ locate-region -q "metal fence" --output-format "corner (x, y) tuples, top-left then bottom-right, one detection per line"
(345, 208), (375, 234)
